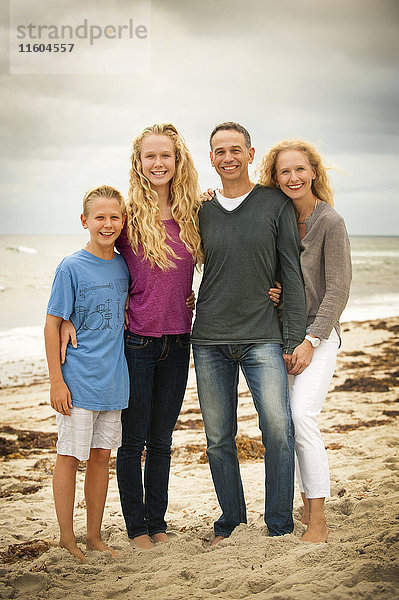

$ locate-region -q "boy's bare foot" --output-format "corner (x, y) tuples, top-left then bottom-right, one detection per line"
(151, 533), (169, 543)
(86, 539), (119, 557)
(59, 540), (86, 563)
(301, 523), (329, 543)
(210, 535), (225, 547)
(129, 534), (154, 550)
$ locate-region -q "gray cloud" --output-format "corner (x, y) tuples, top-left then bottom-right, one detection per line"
(1, 0), (398, 234)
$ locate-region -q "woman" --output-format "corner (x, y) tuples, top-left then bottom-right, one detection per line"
(116, 123), (203, 550)
(257, 140), (351, 543)
(61, 123), (203, 550)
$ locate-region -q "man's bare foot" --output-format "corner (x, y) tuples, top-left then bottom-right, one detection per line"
(129, 534), (154, 550)
(210, 535), (225, 547)
(59, 540), (86, 563)
(151, 533), (169, 543)
(301, 523), (329, 543)
(86, 539), (119, 557)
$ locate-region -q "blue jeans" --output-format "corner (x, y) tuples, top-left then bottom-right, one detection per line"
(117, 331), (190, 539)
(192, 343), (294, 537)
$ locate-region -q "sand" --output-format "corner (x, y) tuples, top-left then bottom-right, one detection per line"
(0, 317), (398, 600)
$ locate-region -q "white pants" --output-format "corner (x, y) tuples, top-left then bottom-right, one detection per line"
(290, 328), (339, 499)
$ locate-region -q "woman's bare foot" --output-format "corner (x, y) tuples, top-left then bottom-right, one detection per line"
(210, 535), (225, 547)
(300, 497), (328, 542)
(59, 539), (86, 563)
(301, 521), (329, 543)
(300, 492), (309, 524)
(129, 534), (154, 550)
(86, 539), (119, 557)
(151, 533), (169, 543)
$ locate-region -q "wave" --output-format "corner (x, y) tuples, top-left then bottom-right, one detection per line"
(0, 326), (45, 360)
(352, 258), (399, 266)
(0, 326), (47, 389)
(351, 250), (399, 258)
(5, 245), (37, 254)
(341, 293), (399, 323)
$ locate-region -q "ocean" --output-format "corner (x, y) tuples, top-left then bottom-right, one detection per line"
(1, 234), (399, 388)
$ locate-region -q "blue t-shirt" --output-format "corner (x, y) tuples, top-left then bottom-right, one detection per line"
(47, 248), (130, 411)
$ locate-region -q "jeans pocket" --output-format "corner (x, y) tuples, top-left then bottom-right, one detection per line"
(125, 331), (150, 349)
(176, 333), (191, 349)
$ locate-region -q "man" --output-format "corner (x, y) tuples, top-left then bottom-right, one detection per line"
(191, 122), (306, 543)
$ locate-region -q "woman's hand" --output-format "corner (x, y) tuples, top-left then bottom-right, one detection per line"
(60, 319), (77, 364)
(268, 281), (282, 307)
(186, 290), (196, 311)
(201, 188), (215, 202)
(288, 339), (314, 375)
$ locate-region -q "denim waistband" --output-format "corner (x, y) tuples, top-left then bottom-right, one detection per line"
(126, 330), (190, 340)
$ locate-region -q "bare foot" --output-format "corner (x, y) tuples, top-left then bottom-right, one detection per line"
(301, 523), (329, 543)
(300, 509), (309, 525)
(129, 534), (154, 550)
(151, 533), (169, 543)
(59, 539), (86, 563)
(300, 493), (309, 524)
(86, 539), (119, 557)
(210, 535), (225, 547)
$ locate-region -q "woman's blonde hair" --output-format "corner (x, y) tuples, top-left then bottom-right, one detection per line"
(83, 185), (126, 217)
(126, 123), (203, 270)
(257, 139), (334, 206)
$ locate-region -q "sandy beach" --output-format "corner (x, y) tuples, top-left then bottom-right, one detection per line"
(0, 317), (398, 600)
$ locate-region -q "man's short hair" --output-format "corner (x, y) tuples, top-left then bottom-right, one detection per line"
(209, 122), (252, 150)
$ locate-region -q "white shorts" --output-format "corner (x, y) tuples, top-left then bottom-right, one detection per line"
(56, 407), (122, 461)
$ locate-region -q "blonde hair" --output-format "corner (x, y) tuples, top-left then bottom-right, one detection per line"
(257, 139), (334, 206)
(126, 123), (203, 270)
(83, 185), (126, 217)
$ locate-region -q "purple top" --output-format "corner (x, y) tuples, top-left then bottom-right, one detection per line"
(116, 220), (194, 337)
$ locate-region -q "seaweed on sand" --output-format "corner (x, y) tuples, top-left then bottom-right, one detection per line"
(0, 426), (57, 459)
(0, 539), (52, 564)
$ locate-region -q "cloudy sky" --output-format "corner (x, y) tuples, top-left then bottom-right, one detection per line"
(1, 0), (398, 235)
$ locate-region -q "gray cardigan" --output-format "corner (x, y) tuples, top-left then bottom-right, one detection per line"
(301, 201), (352, 340)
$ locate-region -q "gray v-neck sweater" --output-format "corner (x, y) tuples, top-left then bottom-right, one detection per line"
(301, 201), (352, 340)
(191, 185), (306, 353)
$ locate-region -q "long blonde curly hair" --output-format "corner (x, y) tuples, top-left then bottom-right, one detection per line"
(126, 123), (203, 270)
(257, 139), (334, 206)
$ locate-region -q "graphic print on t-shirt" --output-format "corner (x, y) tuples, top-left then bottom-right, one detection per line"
(78, 281), (114, 299)
(76, 277), (128, 331)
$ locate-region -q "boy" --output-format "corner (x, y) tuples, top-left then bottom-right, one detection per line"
(44, 185), (129, 562)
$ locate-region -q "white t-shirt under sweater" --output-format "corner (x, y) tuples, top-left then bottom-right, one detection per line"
(216, 190), (250, 211)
